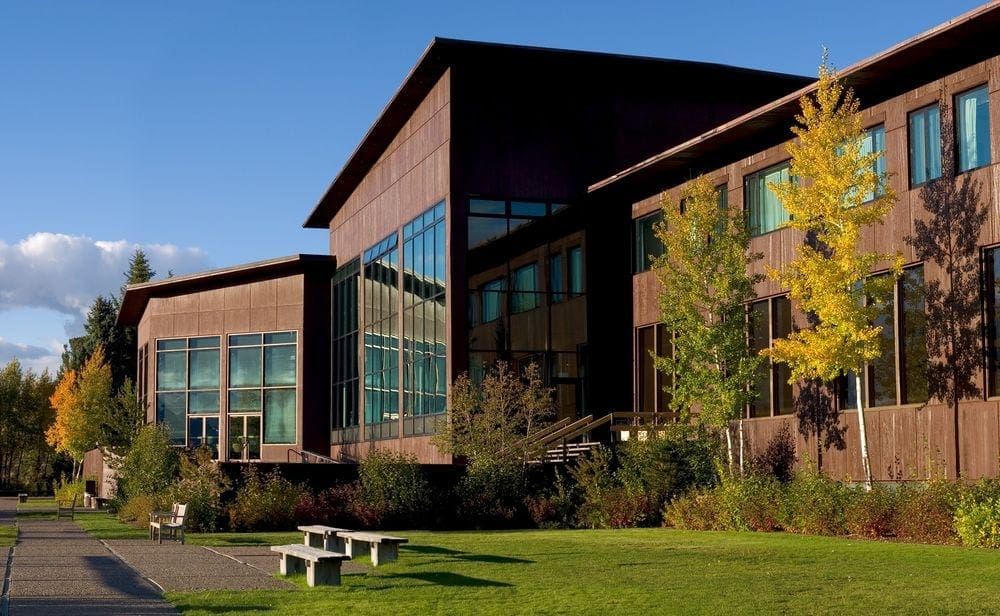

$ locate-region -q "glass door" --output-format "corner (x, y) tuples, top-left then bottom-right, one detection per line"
(228, 415), (261, 461)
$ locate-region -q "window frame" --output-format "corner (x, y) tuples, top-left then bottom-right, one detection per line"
(908, 103), (942, 188)
(955, 84), (992, 174)
(154, 335), (221, 451)
(227, 330), (298, 446)
(743, 161), (792, 237)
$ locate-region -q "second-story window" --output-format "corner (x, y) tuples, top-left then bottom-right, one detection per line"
(956, 85), (991, 173)
(634, 211), (664, 273)
(744, 163), (791, 236)
(909, 104), (942, 187)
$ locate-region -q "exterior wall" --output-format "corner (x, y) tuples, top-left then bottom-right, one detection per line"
(81, 448), (116, 500)
(328, 71), (452, 464)
(138, 273), (324, 463)
(631, 55), (1000, 480)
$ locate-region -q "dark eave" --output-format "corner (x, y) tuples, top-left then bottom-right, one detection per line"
(118, 254), (336, 326)
(589, 1), (1000, 203)
(303, 37), (810, 229)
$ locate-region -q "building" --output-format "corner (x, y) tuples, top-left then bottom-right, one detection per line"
(120, 2), (1000, 478)
(119, 38), (809, 464)
(592, 2), (1000, 480)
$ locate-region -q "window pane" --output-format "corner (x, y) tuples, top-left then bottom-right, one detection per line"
(634, 212), (664, 273)
(568, 247), (584, 296)
(229, 389), (262, 412)
(746, 164), (790, 235)
(469, 199), (506, 215)
(229, 333), (262, 347)
(188, 349), (219, 389)
(900, 266), (928, 404)
(189, 390), (219, 414)
(204, 417), (219, 458)
(483, 279), (502, 322)
(772, 296), (794, 415)
(957, 86), (991, 172)
(869, 276), (897, 407)
(265, 331), (296, 344)
(637, 326), (655, 413)
(156, 393), (186, 445)
(229, 347), (262, 388)
(989, 249), (1000, 397)
(910, 105), (942, 186)
(188, 417), (203, 447)
(246, 416), (261, 459)
(550, 253), (565, 302)
(264, 389), (296, 443)
(749, 301), (771, 417)
(189, 336), (220, 349)
(468, 216), (508, 249)
(861, 125), (886, 202)
(512, 263), (538, 313)
(264, 345), (296, 387)
(511, 201), (547, 217)
(156, 339), (185, 351)
(156, 351), (186, 391)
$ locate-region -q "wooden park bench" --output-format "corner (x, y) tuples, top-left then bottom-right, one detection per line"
(149, 503), (188, 544)
(56, 495), (77, 519)
(271, 544), (351, 587)
(340, 531), (408, 566)
(298, 524), (353, 552)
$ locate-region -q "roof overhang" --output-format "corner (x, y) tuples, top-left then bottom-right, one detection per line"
(118, 254), (336, 326)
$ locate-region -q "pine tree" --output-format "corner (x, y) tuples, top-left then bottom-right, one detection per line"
(766, 55), (901, 490)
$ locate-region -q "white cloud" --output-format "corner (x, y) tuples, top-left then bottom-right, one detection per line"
(0, 233), (211, 336)
(0, 338), (61, 376)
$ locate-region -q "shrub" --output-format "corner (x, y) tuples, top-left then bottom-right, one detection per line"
(228, 466), (305, 531)
(954, 496), (1000, 548)
(168, 447), (230, 532)
(526, 471), (577, 529)
(663, 490), (719, 530)
(54, 475), (87, 504)
(458, 459), (527, 528)
(893, 479), (961, 544)
(358, 450), (431, 528)
(781, 469), (847, 535)
(714, 474), (784, 531)
(571, 446), (617, 529)
(117, 493), (170, 523)
(750, 424), (797, 483)
(845, 483), (898, 538)
(113, 424), (178, 508)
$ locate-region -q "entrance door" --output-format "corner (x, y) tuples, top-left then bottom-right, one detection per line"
(228, 415), (261, 461)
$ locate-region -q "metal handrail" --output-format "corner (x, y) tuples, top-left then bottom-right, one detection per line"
(286, 448), (339, 464)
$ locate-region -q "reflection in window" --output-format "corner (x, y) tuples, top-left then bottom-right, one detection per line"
(634, 211), (664, 273)
(402, 201), (447, 419)
(909, 104), (942, 187)
(861, 125), (887, 202)
(482, 279), (502, 322)
(332, 259), (360, 431)
(467, 199), (568, 250)
(745, 163), (791, 236)
(956, 85), (991, 172)
(155, 336), (220, 450)
(568, 246), (584, 296)
(228, 331), (297, 445)
(364, 231), (400, 426)
(549, 253), (565, 303)
(868, 265), (927, 407)
(748, 296), (793, 417)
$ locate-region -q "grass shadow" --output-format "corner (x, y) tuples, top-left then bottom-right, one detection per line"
(387, 571), (513, 587)
(401, 544), (533, 564)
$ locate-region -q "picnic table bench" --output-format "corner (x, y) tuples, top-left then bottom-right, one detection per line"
(298, 524), (352, 552)
(340, 531), (409, 566)
(271, 544), (351, 586)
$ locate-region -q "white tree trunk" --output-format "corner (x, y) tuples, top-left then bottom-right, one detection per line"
(725, 425), (734, 475)
(854, 372), (873, 491)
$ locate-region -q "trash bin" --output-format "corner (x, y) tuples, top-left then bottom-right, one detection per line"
(84, 492), (93, 508)
(18, 493), (27, 503)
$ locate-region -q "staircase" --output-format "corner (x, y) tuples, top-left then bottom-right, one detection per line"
(286, 448), (341, 464)
(525, 411), (678, 463)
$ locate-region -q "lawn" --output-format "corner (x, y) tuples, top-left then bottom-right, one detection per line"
(74, 512), (299, 545)
(161, 528), (1000, 615)
(0, 525), (15, 547)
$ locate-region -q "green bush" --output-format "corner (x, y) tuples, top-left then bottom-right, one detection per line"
(358, 450), (430, 527)
(714, 474), (784, 531)
(458, 459), (527, 528)
(954, 496), (1000, 548)
(526, 471), (578, 529)
(228, 466), (305, 531)
(781, 469), (847, 535)
(893, 479), (961, 544)
(845, 483), (898, 538)
(113, 424), (178, 508)
(663, 490), (719, 530)
(168, 447), (230, 532)
(117, 493), (170, 523)
(54, 475), (87, 504)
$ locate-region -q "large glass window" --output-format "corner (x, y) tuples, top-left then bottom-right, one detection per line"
(748, 296), (793, 418)
(364, 231), (400, 430)
(745, 163), (791, 236)
(512, 263), (539, 313)
(228, 331), (297, 446)
(468, 199), (568, 250)
(861, 124), (887, 202)
(634, 211), (664, 273)
(155, 336), (220, 452)
(332, 259), (360, 433)
(867, 265), (928, 407)
(956, 85), (991, 172)
(909, 104), (942, 187)
(402, 202), (447, 425)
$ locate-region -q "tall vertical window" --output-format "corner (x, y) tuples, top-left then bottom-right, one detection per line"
(402, 202), (447, 423)
(636, 324), (671, 415)
(228, 332), (297, 448)
(909, 104), (942, 187)
(861, 124), (887, 202)
(745, 163), (791, 236)
(549, 252), (565, 302)
(512, 263), (539, 313)
(568, 246), (584, 297)
(867, 265), (928, 407)
(482, 278), (503, 322)
(634, 211), (664, 273)
(748, 296), (793, 418)
(364, 232), (400, 430)
(332, 259), (360, 433)
(986, 248), (1000, 397)
(155, 336), (220, 453)
(956, 85), (991, 172)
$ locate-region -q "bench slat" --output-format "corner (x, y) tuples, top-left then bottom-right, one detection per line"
(271, 544), (350, 561)
(341, 531), (408, 544)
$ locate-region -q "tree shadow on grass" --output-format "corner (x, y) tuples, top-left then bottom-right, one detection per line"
(384, 571), (514, 587)
(401, 544), (533, 564)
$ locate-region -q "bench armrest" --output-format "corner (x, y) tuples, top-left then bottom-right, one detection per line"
(149, 511), (174, 523)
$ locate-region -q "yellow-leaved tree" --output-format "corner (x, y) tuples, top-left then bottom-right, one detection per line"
(46, 346), (115, 478)
(766, 55), (901, 490)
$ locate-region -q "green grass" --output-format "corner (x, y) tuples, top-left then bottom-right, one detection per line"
(74, 512), (298, 545)
(166, 528), (1000, 615)
(0, 525), (15, 547)
(15, 497), (56, 510)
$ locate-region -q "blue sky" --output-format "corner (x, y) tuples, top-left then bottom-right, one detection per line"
(0, 0), (986, 373)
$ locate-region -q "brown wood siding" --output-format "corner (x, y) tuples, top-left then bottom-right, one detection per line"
(632, 55), (1000, 480)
